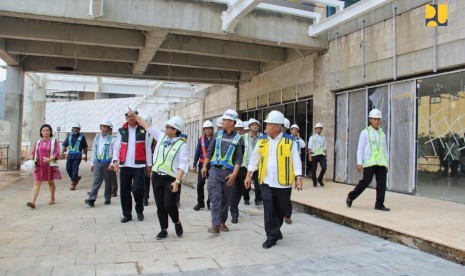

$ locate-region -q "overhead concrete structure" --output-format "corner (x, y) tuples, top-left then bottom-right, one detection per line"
(0, 0), (334, 84)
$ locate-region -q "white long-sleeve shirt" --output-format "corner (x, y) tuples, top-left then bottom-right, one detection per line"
(91, 134), (116, 163)
(146, 126), (189, 175)
(308, 134), (326, 156)
(248, 132), (302, 189)
(356, 128), (389, 165)
(112, 125), (152, 168)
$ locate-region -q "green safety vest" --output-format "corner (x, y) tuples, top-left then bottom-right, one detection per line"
(67, 134), (83, 155)
(363, 126), (389, 168)
(93, 134), (113, 162)
(311, 135), (325, 156)
(211, 130), (242, 170)
(242, 132), (260, 168)
(152, 135), (185, 178)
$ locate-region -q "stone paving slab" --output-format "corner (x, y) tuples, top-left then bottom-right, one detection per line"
(0, 163), (464, 275)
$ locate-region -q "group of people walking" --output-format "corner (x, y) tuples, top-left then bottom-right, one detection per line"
(26, 106), (391, 248)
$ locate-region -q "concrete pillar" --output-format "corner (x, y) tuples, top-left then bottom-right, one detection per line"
(3, 65), (24, 170)
(312, 53), (335, 180)
(30, 83), (46, 142)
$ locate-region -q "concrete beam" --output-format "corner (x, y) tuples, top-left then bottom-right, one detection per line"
(152, 51), (260, 72)
(144, 65), (240, 84)
(132, 30), (169, 75)
(0, 0), (326, 49)
(6, 39), (139, 62)
(159, 35), (284, 63)
(308, 0), (394, 37)
(0, 16), (145, 49)
(0, 38), (19, 65)
(222, 0), (262, 33)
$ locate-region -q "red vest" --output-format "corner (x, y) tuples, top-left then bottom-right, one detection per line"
(118, 123), (147, 165)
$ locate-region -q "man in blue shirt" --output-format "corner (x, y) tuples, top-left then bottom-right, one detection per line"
(61, 122), (88, 190)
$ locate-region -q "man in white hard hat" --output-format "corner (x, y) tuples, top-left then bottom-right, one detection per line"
(112, 106), (153, 223)
(283, 118), (291, 134)
(216, 117), (223, 131)
(243, 118), (262, 206)
(202, 109), (244, 234)
(85, 119), (116, 207)
(143, 114), (156, 206)
(245, 110), (303, 249)
(192, 120), (214, 211)
(235, 119), (247, 135)
(128, 112), (189, 239)
(308, 122), (327, 187)
(346, 108), (390, 211)
(61, 122), (88, 190)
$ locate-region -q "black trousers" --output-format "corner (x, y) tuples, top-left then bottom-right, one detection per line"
(260, 184), (291, 241)
(230, 167), (248, 219)
(311, 155), (327, 184)
(152, 173), (180, 230)
(108, 170), (118, 195)
(348, 165), (387, 208)
(251, 172), (262, 203)
(144, 174), (151, 202)
(66, 158), (82, 182)
(196, 163), (209, 205)
(119, 167), (145, 218)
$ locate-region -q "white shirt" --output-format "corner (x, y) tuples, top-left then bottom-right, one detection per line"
(112, 125), (152, 168)
(308, 134), (326, 156)
(91, 134), (116, 163)
(293, 136), (306, 150)
(357, 128), (389, 165)
(248, 132), (302, 189)
(147, 126), (189, 175)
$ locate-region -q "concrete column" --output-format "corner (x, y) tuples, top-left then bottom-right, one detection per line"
(312, 53), (335, 180)
(30, 83), (46, 142)
(4, 65), (24, 170)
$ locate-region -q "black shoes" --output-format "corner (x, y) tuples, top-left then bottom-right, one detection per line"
(85, 199), (95, 207)
(137, 213), (144, 221)
(112, 193), (117, 197)
(244, 200), (250, 205)
(175, 223), (183, 237)
(143, 200), (148, 206)
(284, 217), (292, 224)
(156, 230), (168, 240)
(313, 183), (318, 187)
(346, 197), (353, 208)
(318, 180), (325, 187)
(104, 200), (111, 205)
(193, 203), (205, 211)
(375, 206), (391, 211)
(121, 216), (132, 223)
(231, 217), (238, 224)
(262, 239), (277, 249)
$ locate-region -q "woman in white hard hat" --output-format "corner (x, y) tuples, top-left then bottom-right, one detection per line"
(346, 108), (390, 211)
(128, 112), (189, 239)
(85, 119), (116, 207)
(27, 124), (62, 209)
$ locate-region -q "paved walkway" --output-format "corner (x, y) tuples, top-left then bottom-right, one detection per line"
(0, 162), (464, 275)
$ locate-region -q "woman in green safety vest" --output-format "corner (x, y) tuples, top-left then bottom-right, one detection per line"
(346, 108), (390, 211)
(127, 111), (189, 240)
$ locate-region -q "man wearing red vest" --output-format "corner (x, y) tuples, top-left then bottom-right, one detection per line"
(112, 106), (153, 223)
(192, 120), (214, 211)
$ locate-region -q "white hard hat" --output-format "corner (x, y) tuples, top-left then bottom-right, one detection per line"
(264, 110), (285, 125)
(100, 119), (113, 128)
(244, 120), (250, 130)
(72, 122), (81, 129)
(235, 119), (245, 128)
(142, 114), (152, 124)
(216, 117), (223, 127)
(202, 120), (214, 128)
(284, 118), (290, 129)
(248, 118), (261, 126)
(368, 108), (382, 119)
(290, 124), (299, 130)
(222, 109), (238, 121)
(127, 105), (138, 114)
(166, 116), (185, 132)
(20, 160), (35, 174)
(314, 122), (323, 129)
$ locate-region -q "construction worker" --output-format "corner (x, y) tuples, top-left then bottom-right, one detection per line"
(346, 108), (390, 211)
(85, 119), (116, 207)
(216, 117), (223, 131)
(112, 106), (153, 223)
(235, 119), (247, 135)
(143, 114), (156, 206)
(130, 113), (188, 239)
(193, 120), (214, 211)
(290, 124), (307, 152)
(245, 110), (303, 249)
(61, 122), (88, 190)
(308, 122), (327, 187)
(202, 109), (244, 234)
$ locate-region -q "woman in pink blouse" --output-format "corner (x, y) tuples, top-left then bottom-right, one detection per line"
(27, 124), (62, 209)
